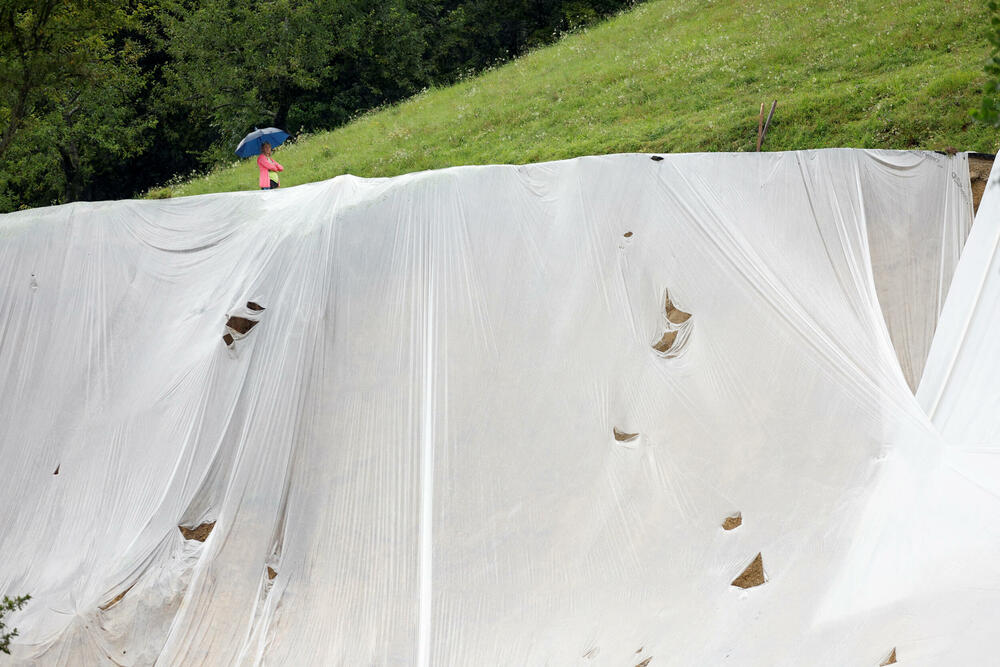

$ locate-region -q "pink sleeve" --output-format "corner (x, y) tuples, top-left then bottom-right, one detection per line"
(257, 155), (281, 171)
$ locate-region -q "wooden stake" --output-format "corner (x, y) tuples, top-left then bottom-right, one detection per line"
(760, 100), (777, 151)
(756, 102), (765, 151)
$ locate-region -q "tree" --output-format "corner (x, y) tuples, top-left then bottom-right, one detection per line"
(160, 0), (432, 161)
(975, 0), (1000, 125)
(0, 1), (126, 159)
(161, 0), (364, 158)
(0, 4), (152, 210)
(0, 594), (30, 655)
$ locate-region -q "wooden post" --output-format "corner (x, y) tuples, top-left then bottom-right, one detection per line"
(756, 103), (765, 151)
(759, 100), (777, 151)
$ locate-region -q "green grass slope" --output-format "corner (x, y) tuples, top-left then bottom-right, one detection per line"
(164, 0), (997, 198)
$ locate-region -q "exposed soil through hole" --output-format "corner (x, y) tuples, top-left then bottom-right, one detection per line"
(267, 566), (277, 580)
(665, 292), (691, 324)
(879, 647), (897, 665)
(246, 301), (265, 311)
(731, 553), (765, 589)
(652, 330), (678, 353)
(722, 513), (742, 530)
(226, 316), (258, 334)
(614, 427), (639, 442)
(179, 521), (216, 542)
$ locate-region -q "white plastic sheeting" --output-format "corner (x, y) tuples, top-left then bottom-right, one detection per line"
(0, 149), (992, 665)
(863, 152), (972, 390)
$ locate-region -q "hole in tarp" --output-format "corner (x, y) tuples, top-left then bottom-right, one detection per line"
(226, 316), (258, 334)
(267, 566), (277, 581)
(731, 553), (766, 589)
(99, 583), (135, 611)
(53, 464), (59, 475)
(582, 647), (600, 659)
(650, 156), (664, 162)
(635, 658), (653, 667)
(653, 289), (692, 355)
(613, 427), (639, 442)
(722, 513), (742, 530)
(624, 231), (633, 238)
(635, 646), (644, 654)
(222, 333), (234, 347)
(179, 522), (216, 542)
(665, 291), (691, 324)
(879, 647), (897, 665)
(246, 301), (265, 312)
(652, 330), (678, 353)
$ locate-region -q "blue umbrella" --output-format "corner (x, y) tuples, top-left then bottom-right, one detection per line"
(235, 127), (290, 158)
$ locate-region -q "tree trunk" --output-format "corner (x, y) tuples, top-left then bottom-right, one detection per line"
(58, 141), (83, 203)
(274, 98), (291, 131)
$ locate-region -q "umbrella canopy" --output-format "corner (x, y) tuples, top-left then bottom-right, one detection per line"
(235, 127), (289, 158)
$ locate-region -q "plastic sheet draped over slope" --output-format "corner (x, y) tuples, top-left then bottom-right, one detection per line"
(862, 152), (972, 390)
(0, 150), (991, 666)
(918, 157), (1000, 492)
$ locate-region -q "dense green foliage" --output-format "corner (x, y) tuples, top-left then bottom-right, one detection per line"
(0, 0), (635, 211)
(976, 0), (1000, 124)
(0, 1), (140, 209)
(170, 0), (998, 198)
(0, 594), (30, 655)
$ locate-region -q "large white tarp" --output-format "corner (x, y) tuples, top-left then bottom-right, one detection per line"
(0, 149), (993, 665)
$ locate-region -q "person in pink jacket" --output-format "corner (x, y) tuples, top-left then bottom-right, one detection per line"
(257, 142), (284, 189)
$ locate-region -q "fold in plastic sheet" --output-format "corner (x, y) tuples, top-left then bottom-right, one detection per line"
(918, 157), (1000, 504)
(0, 150), (989, 666)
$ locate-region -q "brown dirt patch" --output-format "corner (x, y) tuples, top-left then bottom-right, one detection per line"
(970, 155), (994, 215)
(99, 583), (135, 611)
(267, 566), (277, 580)
(880, 648), (897, 665)
(624, 231), (633, 238)
(731, 553), (765, 589)
(179, 521), (216, 542)
(613, 427), (639, 442)
(665, 292), (691, 324)
(246, 301), (265, 311)
(722, 513), (742, 530)
(635, 658), (652, 667)
(226, 316), (258, 334)
(222, 333), (234, 346)
(652, 330), (677, 353)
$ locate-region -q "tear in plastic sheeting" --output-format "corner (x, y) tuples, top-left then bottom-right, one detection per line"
(1, 150), (998, 665)
(722, 513), (742, 531)
(731, 553), (766, 589)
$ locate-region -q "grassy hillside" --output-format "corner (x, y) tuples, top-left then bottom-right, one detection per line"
(162, 0), (997, 198)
